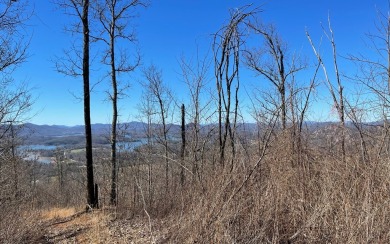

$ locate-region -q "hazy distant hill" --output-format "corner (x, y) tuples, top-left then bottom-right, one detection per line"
(17, 121), (373, 147)
(22, 123), (85, 137)
(19, 122), (149, 146)
(21, 122), (149, 137)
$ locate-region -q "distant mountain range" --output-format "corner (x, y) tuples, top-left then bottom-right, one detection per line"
(19, 121), (365, 137)
(18, 122), (259, 146)
(19, 122), (149, 146)
(20, 122), (257, 137)
(16, 120), (383, 147)
(21, 122), (146, 137)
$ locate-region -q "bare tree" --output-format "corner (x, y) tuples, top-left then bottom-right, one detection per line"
(245, 22), (306, 131)
(0, 83), (32, 140)
(0, 0), (30, 72)
(0, 0), (32, 139)
(306, 16), (346, 164)
(179, 53), (211, 181)
(93, 0), (147, 206)
(0, 0), (32, 194)
(347, 4), (390, 159)
(55, 0), (97, 208)
(345, 99), (370, 164)
(289, 61), (318, 165)
(137, 91), (156, 207)
(213, 6), (256, 168)
(180, 104), (186, 186)
(142, 65), (172, 192)
(0, 2), (36, 242)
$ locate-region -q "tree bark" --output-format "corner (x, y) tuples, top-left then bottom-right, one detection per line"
(109, 16), (118, 206)
(180, 104), (186, 186)
(82, 0), (97, 208)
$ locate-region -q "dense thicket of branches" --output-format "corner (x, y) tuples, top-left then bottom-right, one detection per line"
(0, 1), (36, 243)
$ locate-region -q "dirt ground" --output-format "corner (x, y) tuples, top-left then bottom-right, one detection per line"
(34, 208), (169, 244)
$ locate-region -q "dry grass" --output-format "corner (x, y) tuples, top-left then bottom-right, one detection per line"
(74, 210), (111, 243)
(38, 208), (112, 243)
(41, 207), (78, 221)
(164, 135), (390, 243)
(0, 204), (41, 244)
(23, 129), (390, 243)
(36, 207), (167, 243)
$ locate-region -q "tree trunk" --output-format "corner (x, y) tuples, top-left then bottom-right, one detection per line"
(147, 109), (153, 208)
(82, 0), (97, 209)
(158, 97), (169, 193)
(110, 19), (118, 206)
(180, 104), (186, 186)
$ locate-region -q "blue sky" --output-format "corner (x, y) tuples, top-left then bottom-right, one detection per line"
(13, 0), (387, 125)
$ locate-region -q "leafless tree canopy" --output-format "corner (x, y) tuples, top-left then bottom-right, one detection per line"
(0, 0), (30, 73)
(0, 1), (35, 243)
(0, 0), (32, 137)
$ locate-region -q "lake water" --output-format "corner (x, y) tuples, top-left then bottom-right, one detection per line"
(18, 139), (149, 164)
(115, 139), (148, 151)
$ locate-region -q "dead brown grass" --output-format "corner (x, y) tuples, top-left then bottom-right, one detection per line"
(36, 207), (168, 243)
(0, 204), (41, 244)
(41, 207), (78, 221)
(164, 135), (390, 243)
(74, 210), (111, 243)
(37, 208), (112, 243)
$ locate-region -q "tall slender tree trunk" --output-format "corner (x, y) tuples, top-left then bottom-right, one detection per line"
(158, 98), (169, 193)
(110, 19), (118, 206)
(192, 99), (200, 181)
(147, 111), (153, 208)
(339, 86), (346, 165)
(217, 78), (224, 166)
(279, 52), (287, 131)
(10, 123), (18, 199)
(180, 104), (186, 186)
(82, 0), (96, 208)
(280, 86), (286, 130)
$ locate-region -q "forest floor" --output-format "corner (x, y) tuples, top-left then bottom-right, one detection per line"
(33, 207), (169, 243)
